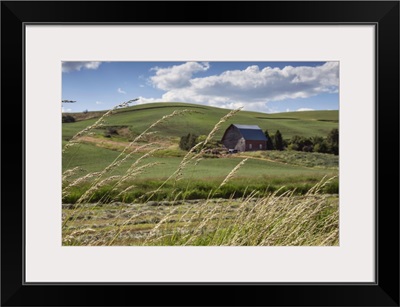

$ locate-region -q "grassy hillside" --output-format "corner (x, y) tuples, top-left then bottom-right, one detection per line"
(63, 102), (338, 141)
(62, 102), (338, 204)
(62, 143), (336, 179)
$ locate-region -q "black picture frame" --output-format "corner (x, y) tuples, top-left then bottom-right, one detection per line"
(1, 1), (399, 306)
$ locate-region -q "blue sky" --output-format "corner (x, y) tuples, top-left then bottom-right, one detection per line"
(62, 61), (339, 113)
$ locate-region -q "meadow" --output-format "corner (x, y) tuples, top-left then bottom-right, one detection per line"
(62, 102), (339, 246)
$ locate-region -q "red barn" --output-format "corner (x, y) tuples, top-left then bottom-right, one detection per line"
(221, 124), (268, 152)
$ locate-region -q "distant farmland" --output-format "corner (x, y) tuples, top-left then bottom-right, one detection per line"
(63, 102), (338, 141)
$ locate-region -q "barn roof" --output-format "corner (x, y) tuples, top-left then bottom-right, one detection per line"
(232, 124), (268, 141)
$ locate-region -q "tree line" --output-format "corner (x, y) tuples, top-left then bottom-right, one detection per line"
(264, 128), (338, 155)
(179, 133), (221, 152)
(179, 128), (338, 155)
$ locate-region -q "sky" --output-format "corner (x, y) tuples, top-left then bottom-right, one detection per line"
(62, 61), (339, 114)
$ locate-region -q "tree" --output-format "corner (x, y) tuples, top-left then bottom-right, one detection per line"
(313, 141), (329, 153)
(62, 115), (75, 123)
(264, 130), (274, 150)
(289, 135), (313, 152)
(312, 136), (329, 153)
(274, 130), (284, 151)
(104, 127), (118, 138)
(179, 135), (188, 150)
(327, 128), (339, 155)
(179, 133), (198, 151)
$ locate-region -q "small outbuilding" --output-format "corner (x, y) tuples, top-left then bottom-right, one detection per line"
(221, 124), (268, 152)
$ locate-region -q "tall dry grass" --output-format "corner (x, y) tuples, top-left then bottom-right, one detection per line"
(142, 178), (338, 246)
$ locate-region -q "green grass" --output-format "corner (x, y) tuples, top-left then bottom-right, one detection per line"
(63, 173), (339, 204)
(62, 142), (124, 172)
(63, 102), (338, 141)
(62, 118), (99, 140)
(241, 150), (339, 169)
(63, 143), (337, 182)
(62, 142), (338, 204)
(265, 110), (338, 121)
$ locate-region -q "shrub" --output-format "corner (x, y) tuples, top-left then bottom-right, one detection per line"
(179, 133), (198, 151)
(313, 141), (329, 153)
(104, 127), (119, 138)
(62, 115), (76, 123)
(289, 135), (313, 152)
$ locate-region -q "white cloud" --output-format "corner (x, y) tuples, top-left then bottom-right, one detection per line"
(95, 101), (103, 105)
(62, 61), (101, 73)
(62, 107), (72, 113)
(145, 62), (338, 112)
(117, 88), (126, 94)
(136, 96), (162, 104)
(150, 62), (210, 90)
(297, 108), (314, 112)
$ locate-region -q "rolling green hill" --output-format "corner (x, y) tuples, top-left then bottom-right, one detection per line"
(62, 102), (339, 204)
(63, 102), (338, 141)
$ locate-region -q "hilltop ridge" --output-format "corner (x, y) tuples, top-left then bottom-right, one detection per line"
(63, 102), (338, 140)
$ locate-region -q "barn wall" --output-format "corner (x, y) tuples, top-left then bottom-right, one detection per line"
(245, 140), (267, 151)
(235, 138), (246, 152)
(222, 126), (242, 149)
